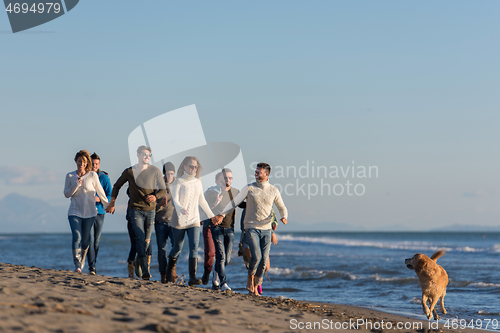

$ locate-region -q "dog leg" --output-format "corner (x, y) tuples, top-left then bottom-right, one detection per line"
(429, 296), (440, 320)
(422, 294), (431, 319)
(440, 291), (447, 315)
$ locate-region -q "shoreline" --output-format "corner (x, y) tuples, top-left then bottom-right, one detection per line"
(0, 263), (482, 332)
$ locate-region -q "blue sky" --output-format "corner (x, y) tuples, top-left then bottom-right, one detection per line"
(1, 1), (500, 232)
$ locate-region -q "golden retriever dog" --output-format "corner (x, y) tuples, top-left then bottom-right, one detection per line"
(405, 250), (448, 320)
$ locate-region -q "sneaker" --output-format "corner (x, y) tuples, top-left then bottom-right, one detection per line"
(212, 284), (221, 291)
(212, 271), (220, 287)
(74, 268), (82, 273)
(89, 268), (96, 276)
(221, 283), (231, 291)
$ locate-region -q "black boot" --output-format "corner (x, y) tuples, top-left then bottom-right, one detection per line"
(165, 256), (177, 283)
(188, 258), (202, 286)
(201, 269), (210, 285)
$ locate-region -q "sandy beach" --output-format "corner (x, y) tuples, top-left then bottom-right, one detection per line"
(0, 263), (480, 333)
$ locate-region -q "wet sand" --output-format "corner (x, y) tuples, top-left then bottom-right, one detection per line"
(0, 263), (478, 332)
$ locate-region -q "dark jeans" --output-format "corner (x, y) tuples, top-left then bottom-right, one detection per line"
(88, 213), (105, 270)
(127, 208), (155, 260)
(127, 211), (152, 262)
(203, 224), (215, 272)
(155, 221), (173, 274)
(211, 226), (234, 286)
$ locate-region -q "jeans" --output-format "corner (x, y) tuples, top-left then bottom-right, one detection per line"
(88, 214), (105, 270)
(169, 226), (200, 259)
(68, 215), (95, 269)
(202, 223), (215, 272)
(155, 221), (173, 274)
(211, 226), (234, 286)
(128, 208), (155, 260)
(245, 228), (272, 286)
(127, 218), (152, 262)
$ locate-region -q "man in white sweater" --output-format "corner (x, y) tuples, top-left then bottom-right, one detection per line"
(222, 162), (288, 295)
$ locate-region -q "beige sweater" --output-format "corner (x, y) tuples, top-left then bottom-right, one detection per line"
(223, 181), (287, 230)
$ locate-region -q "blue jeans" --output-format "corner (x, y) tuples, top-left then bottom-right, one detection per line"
(128, 208), (155, 260)
(88, 214), (105, 270)
(169, 226), (200, 259)
(211, 226), (234, 286)
(155, 221), (173, 274)
(68, 215), (95, 269)
(246, 228), (272, 286)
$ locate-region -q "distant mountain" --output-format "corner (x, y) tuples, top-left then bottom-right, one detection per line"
(0, 193), (127, 234)
(431, 224), (500, 232)
(285, 221), (366, 232)
(374, 224), (415, 232)
(0, 193), (68, 233)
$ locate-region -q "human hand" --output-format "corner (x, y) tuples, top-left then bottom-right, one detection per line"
(280, 218), (287, 225)
(215, 194), (223, 206)
(271, 233), (279, 245)
(105, 202), (115, 214)
(95, 196), (101, 203)
(158, 197), (167, 208)
(145, 195), (156, 203)
(180, 208), (189, 215)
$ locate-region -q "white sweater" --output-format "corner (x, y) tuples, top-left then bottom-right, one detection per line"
(170, 172), (215, 229)
(223, 181), (288, 230)
(64, 171), (109, 218)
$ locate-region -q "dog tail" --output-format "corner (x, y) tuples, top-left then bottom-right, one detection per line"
(431, 249), (445, 261)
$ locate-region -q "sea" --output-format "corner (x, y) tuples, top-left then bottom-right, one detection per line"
(1, 231), (499, 328)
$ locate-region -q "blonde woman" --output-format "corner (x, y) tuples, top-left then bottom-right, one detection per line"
(64, 150), (109, 273)
(166, 156), (222, 285)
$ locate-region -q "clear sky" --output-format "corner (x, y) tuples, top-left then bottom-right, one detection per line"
(1, 1), (500, 232)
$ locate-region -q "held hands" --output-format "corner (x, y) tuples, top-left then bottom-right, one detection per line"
(105, 201), (115, 214)
(95, 196), (101, 203)
(211, 215), (223, 226)
(280, 217), (287, 225)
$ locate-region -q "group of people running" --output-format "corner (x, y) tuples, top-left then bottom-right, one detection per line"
(64, 146), (288, 296)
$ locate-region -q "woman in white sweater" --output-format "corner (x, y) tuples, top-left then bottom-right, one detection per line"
(64, 150), (109, 273)
(166, 156), (219, 285)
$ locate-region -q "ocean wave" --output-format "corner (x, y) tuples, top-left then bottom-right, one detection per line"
(371, 274), (417, 285)
(477, 310), (500, 315)
(449, 280), (500, 288)
(410, 297), (422, 305)
(267, 267), (360, 280)
(278, 234), (491, 253)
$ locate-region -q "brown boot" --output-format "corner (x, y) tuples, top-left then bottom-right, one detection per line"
(127, 261), (134, 279)
(188, 258), (202, 286)
(172, 266), (178, 283)
(161, 273), (167, 284)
